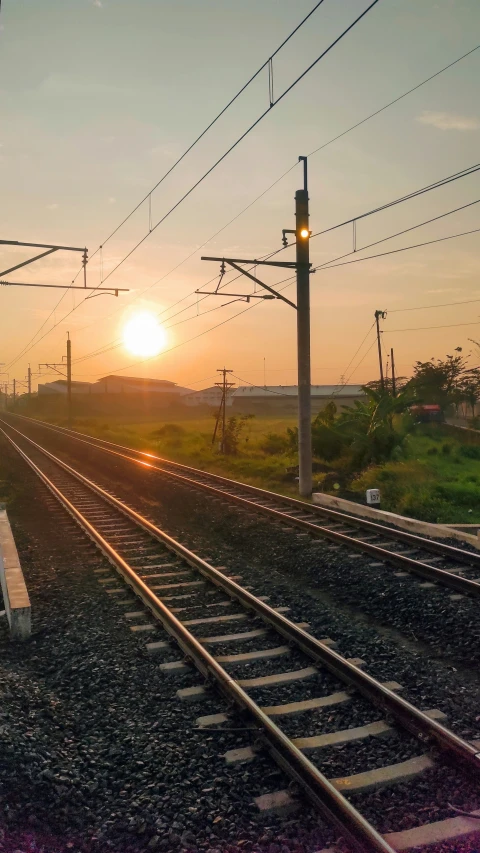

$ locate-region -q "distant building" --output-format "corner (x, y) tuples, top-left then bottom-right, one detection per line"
(181, 386), (233, 408)
(38, 380), (92, 395)
(94, 375), (192, 395)
(232, 384), (365, 414)
(37, 376), (192, 396)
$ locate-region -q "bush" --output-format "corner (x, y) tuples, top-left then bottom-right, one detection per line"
(441, 441), (453, 455)
(460, 444), (480, 460)
(435, 482), (480, 507)
(150, 423), (186, 439)
(427, 446), (439, 455)
(400, 491), (452, 523)
(260, 432), (290, 455)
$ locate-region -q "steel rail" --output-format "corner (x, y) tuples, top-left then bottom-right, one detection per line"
(6, 413), (480, 570)
(4, 415), (480, 597)
(2, 421), (480, 781)
(0, 427), (396, 853)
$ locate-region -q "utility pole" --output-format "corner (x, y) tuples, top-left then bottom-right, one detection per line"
(67, 332), (72, 426)
(374, 310), (387, 391)
(212, 368), (234, 453)
(27, 365), (32, 399)
(391, 347), (396, 397)
(39, 333), (72, 422)
(201, 154), (313, 496)
(12, 378), (16, 410)
(295, 157), (312, 497)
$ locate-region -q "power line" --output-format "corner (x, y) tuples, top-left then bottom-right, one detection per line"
(230, 374), (296, 396)
(67, 43), (480, 339)
(71, 0), (328, 275)
(317, 227), (480, 271)
(99, 0), (381, 286)
(390, 297), (480, 313)
(313, 197), (480, 272)
(389, 320), (480, 333)
(332, 322), (376, 395)
(308, 44), (479, 158)
(9, 43), (477, 365)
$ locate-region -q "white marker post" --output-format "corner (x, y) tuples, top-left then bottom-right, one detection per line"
(366, 489), (381, 508)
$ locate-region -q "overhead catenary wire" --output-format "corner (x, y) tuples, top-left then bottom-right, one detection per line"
(315, 227), (480, 271)
(8, 43), (478, 368)
(99, 0), (381, 286)
(66, 44), (480, 338)
(73, 198), (480, 369)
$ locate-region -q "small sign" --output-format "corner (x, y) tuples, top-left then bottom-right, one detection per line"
(366, 488), (380, 506)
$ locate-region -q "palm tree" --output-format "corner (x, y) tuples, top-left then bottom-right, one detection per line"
(336, 385), (413, 468)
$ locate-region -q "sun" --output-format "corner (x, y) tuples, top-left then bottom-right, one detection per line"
(122, 312), (166, 357)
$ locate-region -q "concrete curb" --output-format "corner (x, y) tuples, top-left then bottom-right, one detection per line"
(0, 509), (31, 640)
(312, 493), (480, 551)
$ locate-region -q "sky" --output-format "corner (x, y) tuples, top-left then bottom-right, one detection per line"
(0, 0), (479, 394)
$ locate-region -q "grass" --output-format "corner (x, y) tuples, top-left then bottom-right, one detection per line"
(19, 407), (480, 522)
(349, 427), (480, 524)
(36, 410), (302, 496)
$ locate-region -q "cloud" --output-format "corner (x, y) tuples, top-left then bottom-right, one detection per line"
(417, 111), (479, 131)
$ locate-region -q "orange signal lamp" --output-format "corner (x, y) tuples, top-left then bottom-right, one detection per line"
(299, 228), (310, 239)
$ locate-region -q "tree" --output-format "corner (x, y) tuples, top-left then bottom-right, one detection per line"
(335, 385), (413, 468)
(406, 352), (470, 411)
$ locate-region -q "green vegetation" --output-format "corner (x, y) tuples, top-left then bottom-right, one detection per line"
(349, 428), (480, 523)
(19, 347), (480, 522)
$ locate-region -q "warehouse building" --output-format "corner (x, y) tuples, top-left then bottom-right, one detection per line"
(231, 385), (365, 414)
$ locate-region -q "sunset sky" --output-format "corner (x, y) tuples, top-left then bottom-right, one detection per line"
(1, 0), (479, 393)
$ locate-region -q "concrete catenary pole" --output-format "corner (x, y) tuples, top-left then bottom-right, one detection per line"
(295, 156), (312, 497)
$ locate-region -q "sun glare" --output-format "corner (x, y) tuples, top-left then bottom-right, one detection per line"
(122, 312), (166, 358)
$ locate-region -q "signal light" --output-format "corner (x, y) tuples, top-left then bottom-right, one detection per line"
(299, 228), (309, 239)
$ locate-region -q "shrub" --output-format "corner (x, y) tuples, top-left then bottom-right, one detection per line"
(400, 491), (451, 523)
(460, 444), (480, 460)
(427, 446), (439, 455)
(441, 442), (453, 455)
(150, 423), (186, 439)
(260, 432), (290, 455)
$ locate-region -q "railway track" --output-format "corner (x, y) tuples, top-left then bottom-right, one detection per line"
(2, 422), (480, 852)
(4, 413), (480, 601)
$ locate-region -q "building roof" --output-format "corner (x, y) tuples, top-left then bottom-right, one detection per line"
(232, 385), (364, 398)
(97, 375), (177, 386)
(181, 386), (231, 398)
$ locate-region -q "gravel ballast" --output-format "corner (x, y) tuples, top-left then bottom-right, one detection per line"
(2, 420), (480, 853)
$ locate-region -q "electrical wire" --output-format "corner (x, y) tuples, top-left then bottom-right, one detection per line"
(390, 297), (480, 313)
(9, 43), (477, 366)
(99, 0), (381, 286)
(389, 320), (480, 333)
(313, 197), (480, 273)
(230, 373), (296, 396)
(67, 43), (480, 337)
(316, 227), (480, 271)
(332, 322), (376, 395)
(70, 0), (328, 278)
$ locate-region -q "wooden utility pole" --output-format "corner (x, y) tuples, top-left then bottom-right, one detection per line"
(375, 310), (387, 391)
(12, 378), (16, 409)
(27, 365), (32, 399)
(212, 368), (234, 453)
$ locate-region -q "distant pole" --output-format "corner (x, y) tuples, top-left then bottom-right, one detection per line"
(263, 357), (266, 389)
(296, 156), (312, 497)
(374, 310), (386, 391)
(13, 378), (16, 409)
(67, 332), (72, 426)
(391, 347), (396, 397)
(213, 367), (234, 453)
(27, 365), (32, 399)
